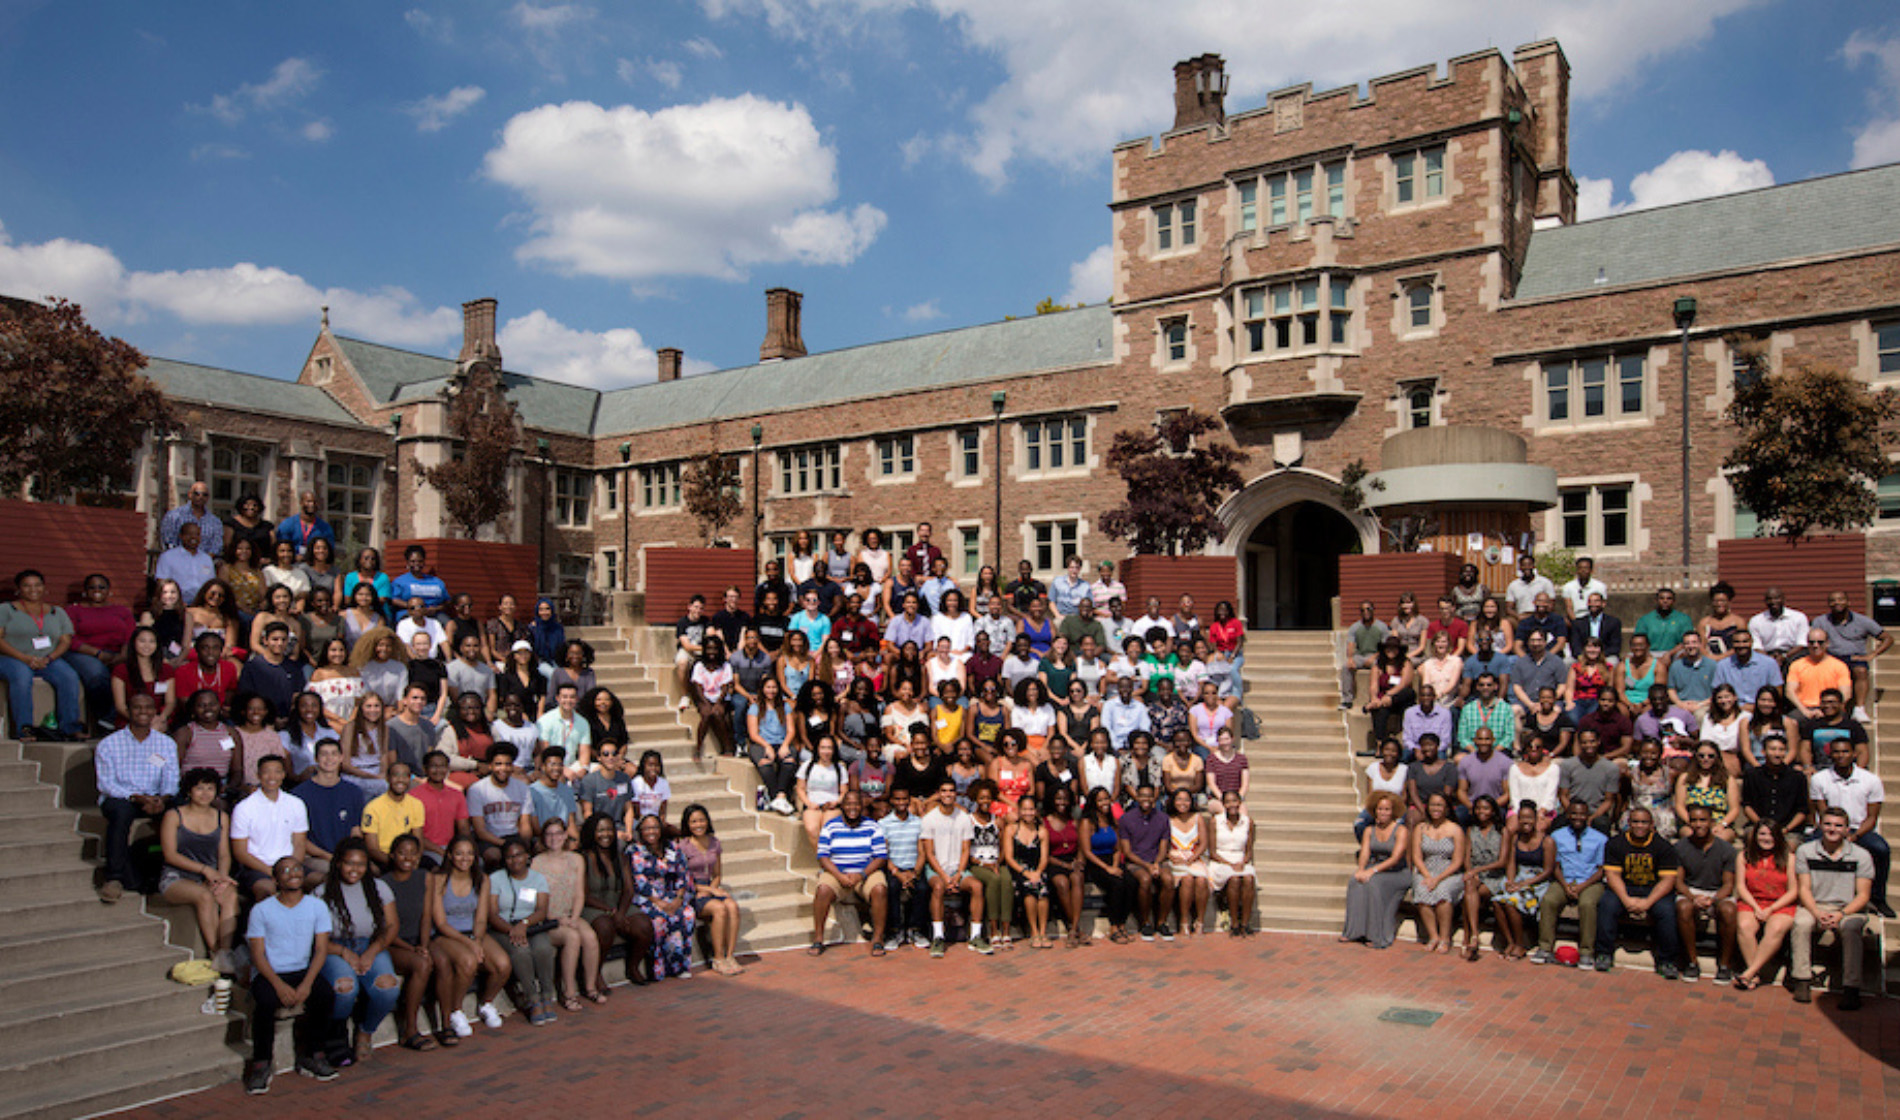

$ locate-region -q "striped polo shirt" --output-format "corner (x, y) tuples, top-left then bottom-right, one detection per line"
(877, 812), (923, 872)
(817, 816), (888, 875)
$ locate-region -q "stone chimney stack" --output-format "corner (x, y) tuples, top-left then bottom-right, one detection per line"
(1513, 40), (1577, 225)
(1172, 54), (1227, 132)
(458, 298), (502, 368)
(656, 347), (683, 382)
(759, 287), (807, 361)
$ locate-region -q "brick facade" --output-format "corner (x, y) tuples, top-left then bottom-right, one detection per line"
(109, 38), (1900, 623)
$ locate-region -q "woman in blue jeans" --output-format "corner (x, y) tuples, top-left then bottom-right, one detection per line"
(0, 569), (87, 740)
(314, 838), (401, 1066)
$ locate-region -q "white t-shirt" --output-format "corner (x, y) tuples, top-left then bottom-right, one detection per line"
(231, 789), (310, 866)
(1011, 703), (1056, 737)
(931, 612), (975, 653)
(917, 806), (974, 872)
(396, 616), (448, 654)
(798, 759), (846, 806)
(1809, 765), (1885, 828)
(1366, 760), (1408, 797)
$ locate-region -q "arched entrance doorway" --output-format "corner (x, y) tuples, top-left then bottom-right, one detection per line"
(1243, 502), (1363, 629)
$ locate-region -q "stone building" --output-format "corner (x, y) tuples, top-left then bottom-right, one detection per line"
(106, 38), (1900, 624)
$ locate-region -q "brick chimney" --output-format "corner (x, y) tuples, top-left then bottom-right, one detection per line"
(1513, 40), (1577, 225)
(458, 297), (501, 368)
(1172, 54), (1227, 132)
(656, 347), (683, 382)
(759, 287), (806, 361)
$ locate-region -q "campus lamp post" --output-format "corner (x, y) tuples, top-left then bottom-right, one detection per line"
(751, 423), (764, 561)
(1674, 296), (1697, 575)
(991, 390), (1006, 573)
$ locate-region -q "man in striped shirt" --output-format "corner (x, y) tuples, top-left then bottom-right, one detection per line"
(811, 790), (889, 957)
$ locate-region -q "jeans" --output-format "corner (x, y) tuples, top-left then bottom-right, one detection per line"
(0, 654), (83, 737)
(749, 742), (798, 802)
(63, 651), (112, 728)
(100, 796), (163, 891)
(319, 936), (400, 1045)
(885, 870), (930, 938)
(251, 966), (335, 1064)
(501, 928), (558, 1006)
(1595, 891), (1680, 963)
(1856, 830), (1891, 905)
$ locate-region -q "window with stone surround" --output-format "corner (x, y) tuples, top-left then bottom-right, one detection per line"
(1030, 518), (1079, 574)
(554, 469), (591, 526)
(1235, 160), (1348, 230)
(1559, 483), (1632, 552)
(1541, 353), (1647, 429)
(956, 428), (981, 479)
(639, 463), (681, 509)
(876, 435), (915, 478)
(1405, 281), (1434, 332)
(959, 525), (981, 576)
(1393, 146), (1446, 206)
(1153, 199), (1196, 253)
(1236, 181), (1258, 232)
(323, 455), (377, 549)
(778, 445), (842, 495)
(1022, 416), (1088, 475)
(1877, 321), (1900, 378)
(1400, 380), (1438, 430)
(1161, 317), (1189, 364)
(208, 438), (270, 522)
(1238, 273), (1354, 358)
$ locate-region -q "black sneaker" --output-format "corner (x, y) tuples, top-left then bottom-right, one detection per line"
(1873, 899), (1897, 920)
(1593, 952), (1613, 972)
(1679, 962), (1701, 982)
(1714, 965), (1733, 984)
(1139, 924), (1156, 942)
(296, 1054), (339, 1082)
(1159, 924), (1176, 942)
(1657, 962), (1680, 981)
(243, 1061), (273, 1095)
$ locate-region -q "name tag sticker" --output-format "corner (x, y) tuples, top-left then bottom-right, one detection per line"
(518, 887), (538, 903)
(149, 754), (166, 767)
(219, 737), (235, 752)
(31, 636), (52, 651)
(154, 681), (170, 694)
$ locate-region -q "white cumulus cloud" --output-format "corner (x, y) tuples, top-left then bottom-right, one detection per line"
(0, 220), (458, 347)
(617, 57), (683, 89)
(196, 57), (323, 125)
(300, 119), (335, 142)
(406, 85), (486, 132)
(498, 309), (714, 388)
(683, 37), (724, 59)
(482, 95), (887, 282)
(1845, 30), (1900, 170)
(1062, 243), (1112, 306)
(703, 0), (1764, 185)
(512, 2), (594, 31)
(901, 299), (943, 322)
(1575, 149), (1774, 220)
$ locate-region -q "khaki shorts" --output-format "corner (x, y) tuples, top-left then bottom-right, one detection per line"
(817, 869), (888, 906)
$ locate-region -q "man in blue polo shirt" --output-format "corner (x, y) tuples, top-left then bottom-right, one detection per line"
(876, 786), (929, 950)
(1534, 798), (1608, 964)
(811, 790), (889, 957)
(1712, 630), (1782, 705)
(389, 544), (450, 618)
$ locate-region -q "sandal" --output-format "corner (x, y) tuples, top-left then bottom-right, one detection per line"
(806, 941), (827, 957)
(561, 996), (584, 1013)
(400, 1034), (437, 1052)
(870, 941), (887, 957)
(584, 989), (609, 1004)
(1463, 945), (1480, 962)
(434, 1030), (460, 1048)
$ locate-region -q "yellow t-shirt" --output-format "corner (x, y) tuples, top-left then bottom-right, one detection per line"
(361, 792), (427, 853)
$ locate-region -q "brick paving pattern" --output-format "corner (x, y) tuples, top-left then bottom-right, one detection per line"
(148, 932), (1899, 1119)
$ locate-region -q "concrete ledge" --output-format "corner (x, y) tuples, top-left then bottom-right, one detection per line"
(1363, 462), (1557, 509)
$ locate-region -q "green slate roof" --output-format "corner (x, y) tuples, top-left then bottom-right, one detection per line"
(593, 304), (1114, 437)
(1514, 162), (1900, 300)
(325, 305), (1113, 438)
(144, 356), (366, 427)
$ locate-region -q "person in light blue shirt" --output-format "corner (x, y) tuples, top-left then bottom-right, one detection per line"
(884, 593), (933, 651)
(1102, 676), (1152, 752)
(244, 858), (336, 1090)
(1048, 555), (1089, 618)
(790, 590), (833, 650)
(1533, 798), (1609, 963)
(920, 557), (958, 616)
(1666, 631), (1717, 713)
(1712, 630), (1782, 703)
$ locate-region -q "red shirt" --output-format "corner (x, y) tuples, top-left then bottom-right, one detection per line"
(67, 603), (137, 657)
(410, 781), (468, 849)
(1208, 617), (1244, 654)
(1425, 618), (1469, 649)
(173, 659), (241, 708)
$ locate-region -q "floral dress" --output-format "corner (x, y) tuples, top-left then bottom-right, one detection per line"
(1622, 762), (1677, 839)
(628, 842), (697, 978)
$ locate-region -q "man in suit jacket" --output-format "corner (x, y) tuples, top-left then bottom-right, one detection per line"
(1568, 591), (1623, 662)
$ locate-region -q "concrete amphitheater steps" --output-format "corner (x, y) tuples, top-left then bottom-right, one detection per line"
(0, 736), (236, 1120)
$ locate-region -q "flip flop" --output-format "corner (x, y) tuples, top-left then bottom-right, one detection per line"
(806, 941), (827, 957)
(400, 1034), (437, 1052)
(870, 942), (887, 957)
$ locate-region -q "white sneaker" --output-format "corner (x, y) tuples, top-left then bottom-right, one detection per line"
(883, 937), (900, 952)
(676, 696), (691, 711)
(477, 1002), (503, 1029)
(910, 932), (930, 949)
(1854, 706), (1871, 723)
(770, 795), (795, 815)
(449, 1010), (473, 1037)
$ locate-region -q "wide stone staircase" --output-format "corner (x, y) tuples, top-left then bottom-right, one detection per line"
(578, 625), (816, 956)
(0, 734), (234, 1120)
(1240, 630), (1361, 935)
(1867, 650), (1900, 990)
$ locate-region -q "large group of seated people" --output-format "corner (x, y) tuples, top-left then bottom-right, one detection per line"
(667, 524), (1260, 956)
(1338, 555), (1891, 1012)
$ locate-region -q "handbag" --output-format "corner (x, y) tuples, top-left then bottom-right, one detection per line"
(525, 918), (560, 937)
(1238, 706), (1262, 741)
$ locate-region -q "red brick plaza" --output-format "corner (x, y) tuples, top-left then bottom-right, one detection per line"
(150, 932), (1896, 1119)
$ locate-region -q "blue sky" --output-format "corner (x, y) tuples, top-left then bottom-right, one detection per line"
(1, 0), (1896, 389)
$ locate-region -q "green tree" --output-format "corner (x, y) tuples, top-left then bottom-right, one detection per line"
(419, 362), (521, 538)
(1723, 354), (1899, 541)
(0, 298), (173, 501)
(682, 449), (743, 545)
(1098, 410), (1245, 555)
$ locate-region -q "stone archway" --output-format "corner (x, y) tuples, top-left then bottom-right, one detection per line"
(1211, 468), (1380, 629)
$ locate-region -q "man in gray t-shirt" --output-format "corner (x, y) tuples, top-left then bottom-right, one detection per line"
(1816, 591), (1893, 719)
(1340, 601), (1388, 709)
(1557, 733), (1621, 831)
(1791, 807), (1875, 1005)
(1671, 805), (1736, 981)
(1510, 632), (1567, 710)
(464, 751), (529, 867)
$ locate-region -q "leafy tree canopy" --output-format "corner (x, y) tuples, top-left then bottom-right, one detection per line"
(1098, 410), (1245, 555)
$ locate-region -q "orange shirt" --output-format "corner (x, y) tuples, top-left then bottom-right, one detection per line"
(1786, 654), (1851, 710)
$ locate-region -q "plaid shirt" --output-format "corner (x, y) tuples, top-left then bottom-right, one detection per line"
(1457, 698), (1519, 752)
(94, 727), (180, 802)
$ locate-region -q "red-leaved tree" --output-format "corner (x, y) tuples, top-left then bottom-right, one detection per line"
(419, 362), (521, 538)
(1098, 410), (1246, 555)
(0, 297), (173, 501)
